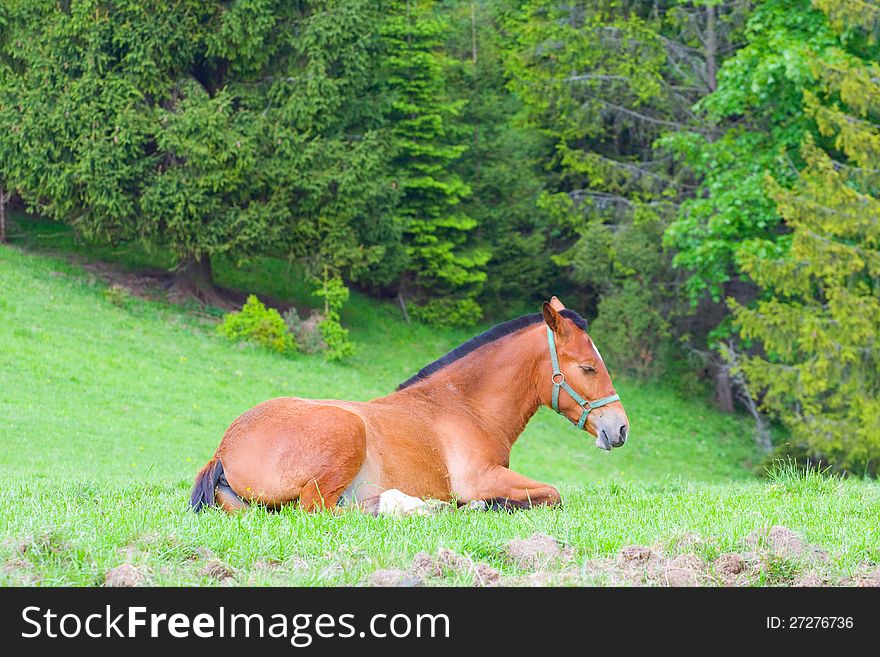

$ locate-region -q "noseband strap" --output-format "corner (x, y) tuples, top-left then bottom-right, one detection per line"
(547, 327), (620, 430)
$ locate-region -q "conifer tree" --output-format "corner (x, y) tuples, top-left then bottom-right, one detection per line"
(383, 0), (488, 326)
(732, 0), (880, 473)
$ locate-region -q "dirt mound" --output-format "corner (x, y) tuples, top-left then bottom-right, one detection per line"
(715, 553), (746, 577)
(852, 566), (880, 587)
(105, 563), (146, 587)
(504, 533), (574, 570)
(792, 570), (829, 587)
(611, 545), (709, 586)
(618, 545), (662, 566)
(2, 558), (38, 585)
(409, 548), (500, 586)
(368, 569), (423, 587)
(199, 559), (236, 581)
(745, 525), (827, 562)
(662, 554), (706, 587)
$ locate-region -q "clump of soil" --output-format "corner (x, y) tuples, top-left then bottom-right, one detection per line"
(406, 548), (499, 586)
(105, 563), (146, 587)
(792, 570), (829, 587)
(745, 525), (827, 562)
(184, 546), (217, 562)
(611, 545), (709, 586)
(368, 569), (423, 587)
(712, 553), (759, 586)
(252, 558), (284, 572)
(851, 566), (880, 587)
(618, 545), (662, 567)
(715, 553), (746, 577)
(503, 533), (574, 570)
(2, 557), (38, 585)
(199, 559), (236, 581)
(663, 554), (705, 587)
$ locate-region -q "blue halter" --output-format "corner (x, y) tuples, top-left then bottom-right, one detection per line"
(547, 327), (620, 430)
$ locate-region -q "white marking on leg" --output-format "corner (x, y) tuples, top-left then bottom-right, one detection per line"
(377, 489), (428, 516)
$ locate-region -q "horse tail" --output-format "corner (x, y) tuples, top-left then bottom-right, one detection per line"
(190, 456), (223, 512)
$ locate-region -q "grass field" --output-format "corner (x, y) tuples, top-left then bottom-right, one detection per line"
(2, 221), (879, 586)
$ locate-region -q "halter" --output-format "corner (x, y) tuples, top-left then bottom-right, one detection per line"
(547, 326), (620, 430)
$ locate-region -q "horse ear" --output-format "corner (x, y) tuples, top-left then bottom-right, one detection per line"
(549, 296), (566, 311)
(542, 301), (569, 337)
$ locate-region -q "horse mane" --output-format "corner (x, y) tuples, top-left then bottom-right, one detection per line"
(397, 309), (588, 390)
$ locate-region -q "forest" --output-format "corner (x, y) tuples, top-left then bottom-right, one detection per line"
(1, 0), (878, 475)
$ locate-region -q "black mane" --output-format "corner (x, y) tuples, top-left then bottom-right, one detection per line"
(397, 309), (588, 390)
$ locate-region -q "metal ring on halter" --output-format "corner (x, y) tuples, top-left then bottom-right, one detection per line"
(551, 372), (565, 384)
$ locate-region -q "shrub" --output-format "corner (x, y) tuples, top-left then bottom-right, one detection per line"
(589, 280), (671, 379)
(218, 295), (296, 355)
(283, 307), (327, 354)
(312, 271), (355, 360)
(318, 316), (355, 361)
(410, 297), (482, 327)
(103, 284), (131, 307)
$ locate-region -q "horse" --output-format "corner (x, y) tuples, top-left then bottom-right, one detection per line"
(190, 296), (629, 514)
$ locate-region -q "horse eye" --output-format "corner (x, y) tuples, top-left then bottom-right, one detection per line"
(579, 364), (596, 373)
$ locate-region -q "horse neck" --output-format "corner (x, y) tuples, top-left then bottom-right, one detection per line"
(402, 326), (545, 448)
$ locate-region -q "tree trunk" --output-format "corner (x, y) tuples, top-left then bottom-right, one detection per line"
(713, 363), (735, 414)
(398, 291), (411, 325)
(705, 4), (718, 92)
(170, 253), (225, 307)
(0, 186), (7, 244)
(471, 0), (480, 179)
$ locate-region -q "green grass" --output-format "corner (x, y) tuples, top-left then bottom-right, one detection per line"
(2, 477), (878, 586)
(1, 225), (878, 586)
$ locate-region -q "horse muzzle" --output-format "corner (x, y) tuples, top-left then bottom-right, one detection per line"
(595, 422), (628, 451)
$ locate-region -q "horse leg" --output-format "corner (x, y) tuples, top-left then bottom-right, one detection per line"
(296, 411), (367, 513)
(467, 465), (561, 510)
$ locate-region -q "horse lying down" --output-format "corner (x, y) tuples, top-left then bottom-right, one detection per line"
(191, 297), (629, 516)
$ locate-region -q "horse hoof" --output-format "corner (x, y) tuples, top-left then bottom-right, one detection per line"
(466, 500), (489, 511)
(378, 489), (429, 516)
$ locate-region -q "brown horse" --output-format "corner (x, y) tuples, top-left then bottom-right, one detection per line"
(190, 297), (629, 514)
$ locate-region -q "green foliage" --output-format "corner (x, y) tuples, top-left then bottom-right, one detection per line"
(731, 3), (880, 475)
(218, 295), (296, 355)
(506, 1), (728, 373)
(591, 280), (671, 379)
(410, 296), (482, 328)
(313, 270), (354, 361)
(664, 0), (836, 305)
(102, 284), (131, 308)
(318, 318), (355, 362)
(443, 1), (554, 316)
(383, 0), (488, 323)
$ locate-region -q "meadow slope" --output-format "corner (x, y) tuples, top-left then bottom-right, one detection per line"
(1, 242), (878, 586)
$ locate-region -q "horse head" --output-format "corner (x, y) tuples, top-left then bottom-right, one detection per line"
(541, 296), (630, 451)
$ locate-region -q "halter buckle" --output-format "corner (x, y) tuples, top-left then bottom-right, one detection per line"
(551, 372), (565, 385)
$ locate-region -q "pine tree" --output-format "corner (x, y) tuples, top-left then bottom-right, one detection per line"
(442, 0), (553, 318)
(383, 0), (488, 326)
(732, 0), (880, 474)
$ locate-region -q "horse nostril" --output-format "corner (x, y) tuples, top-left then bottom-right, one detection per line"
(620, 425), (628, 440)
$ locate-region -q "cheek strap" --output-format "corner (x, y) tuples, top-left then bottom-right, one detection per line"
(547, 327), (620, 430)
